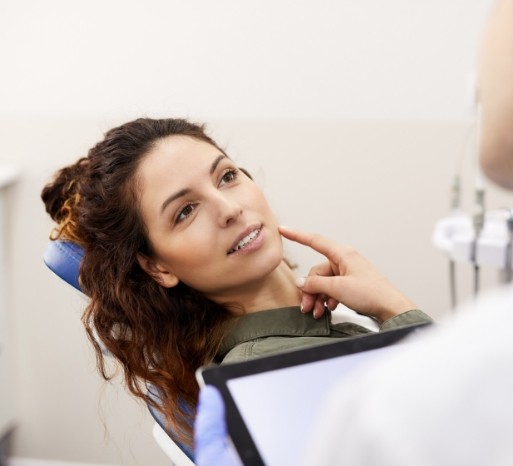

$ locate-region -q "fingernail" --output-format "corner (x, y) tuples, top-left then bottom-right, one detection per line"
(295, 277), (306, 288)
(300, 303), (306, 313)
(313, 309), (319, 319)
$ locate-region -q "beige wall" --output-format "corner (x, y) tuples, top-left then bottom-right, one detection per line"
(0, 0), (494, 121)
(2, 117), (512, 464)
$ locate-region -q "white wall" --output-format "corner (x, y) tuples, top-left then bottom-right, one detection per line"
(0, 1), (507, 465)
(0, 0), (494, 120)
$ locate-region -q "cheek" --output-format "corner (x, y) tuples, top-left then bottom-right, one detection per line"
(247, 185), (275, 217)
(161, 227), (216, 268)
(167, 234), (221, 291)
(162, 221), (225, 286)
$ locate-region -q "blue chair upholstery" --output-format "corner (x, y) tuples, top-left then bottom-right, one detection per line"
(44, 239), (84, 292)
(147, 386), (195, 460)
(43, 239), (195, 464)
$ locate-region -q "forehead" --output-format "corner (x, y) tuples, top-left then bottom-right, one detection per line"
(136, 135), (224, 212)
(147, 134), (220, 168)
(138, 135), (221, 182)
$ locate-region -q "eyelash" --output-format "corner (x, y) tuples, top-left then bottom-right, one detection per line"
(175, 203), (198, 224)
(174, 167), (240, 224)
(220, 168), (239, 186)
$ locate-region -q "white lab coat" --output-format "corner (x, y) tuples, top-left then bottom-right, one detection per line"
(303, 284), (513, 466)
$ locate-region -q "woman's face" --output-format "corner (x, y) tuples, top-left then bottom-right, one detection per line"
(136, 135), (284, 301)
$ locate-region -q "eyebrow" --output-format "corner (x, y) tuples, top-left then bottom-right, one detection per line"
(159, 154), (227, 215)
(210, 154), (226, 175)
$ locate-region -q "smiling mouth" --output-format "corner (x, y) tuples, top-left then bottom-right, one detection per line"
(227, 228), (262, 254)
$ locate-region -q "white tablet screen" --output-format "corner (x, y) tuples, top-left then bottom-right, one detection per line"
(227, 345), (398, 466)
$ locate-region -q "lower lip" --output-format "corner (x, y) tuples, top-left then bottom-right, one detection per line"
(228, 228), (265, 256)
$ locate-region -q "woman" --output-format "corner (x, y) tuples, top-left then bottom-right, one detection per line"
(41, 117), (431, 450)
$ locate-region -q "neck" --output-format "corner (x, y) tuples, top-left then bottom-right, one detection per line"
(215, 260), (301, 315)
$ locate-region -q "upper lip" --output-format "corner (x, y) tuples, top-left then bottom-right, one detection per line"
(227, 224), (262, 254)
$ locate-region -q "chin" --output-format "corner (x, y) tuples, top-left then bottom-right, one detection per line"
(259, 247), (285, 276)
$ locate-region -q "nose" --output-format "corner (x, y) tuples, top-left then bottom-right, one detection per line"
(214, 192), (243, 227)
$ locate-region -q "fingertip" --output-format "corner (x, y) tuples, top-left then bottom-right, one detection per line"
(313, 308), (324, 319)
(299, 302), (311, 314)
(301, 292), (316, 314)
(327, 298), (338, 311)
(278, 225), (295, 238)
(295, 277), (306, 288)
(313, 298), (325, 319)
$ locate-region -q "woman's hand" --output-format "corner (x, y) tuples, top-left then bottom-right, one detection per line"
(279, 226), (416, 322)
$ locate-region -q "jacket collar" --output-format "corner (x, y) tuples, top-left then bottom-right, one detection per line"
(218, 306), (331, 358)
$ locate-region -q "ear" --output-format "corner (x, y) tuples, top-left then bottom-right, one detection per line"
(136, 253), (179, 288)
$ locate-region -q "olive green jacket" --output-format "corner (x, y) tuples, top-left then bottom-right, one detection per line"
(218, 307), (432, 364)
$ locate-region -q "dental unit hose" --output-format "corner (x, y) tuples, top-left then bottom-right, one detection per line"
(472, 187), (485, 295)
(503, 209), (513, 283)
(471, 103), (485, 296)
(449, 175), (461, 308)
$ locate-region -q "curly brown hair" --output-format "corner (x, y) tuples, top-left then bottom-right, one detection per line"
(41, 118), (236, 447)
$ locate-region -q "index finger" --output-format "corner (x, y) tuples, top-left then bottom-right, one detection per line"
(278, 225), (342, 262)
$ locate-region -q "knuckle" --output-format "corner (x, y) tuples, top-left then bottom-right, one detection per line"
(307, 275), (322, 290)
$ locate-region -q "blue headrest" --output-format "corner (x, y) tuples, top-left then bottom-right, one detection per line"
(43, 240), (84, 292)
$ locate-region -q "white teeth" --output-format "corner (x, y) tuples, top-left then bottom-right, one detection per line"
(229, 229), (261, 253)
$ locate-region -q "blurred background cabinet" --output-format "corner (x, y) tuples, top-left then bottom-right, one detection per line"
(0, 165), (19, 451)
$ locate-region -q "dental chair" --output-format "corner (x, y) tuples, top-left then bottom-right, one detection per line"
(43, 240), (195, 466)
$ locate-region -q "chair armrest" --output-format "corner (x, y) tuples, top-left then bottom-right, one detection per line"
(153, 422), (195, 466)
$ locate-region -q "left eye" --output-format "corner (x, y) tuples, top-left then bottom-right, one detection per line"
(219, 168), (239, 186)
(175, 203), (197, 224)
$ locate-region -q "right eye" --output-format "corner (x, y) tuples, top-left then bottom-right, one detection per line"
(175, 203), (197, 224)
